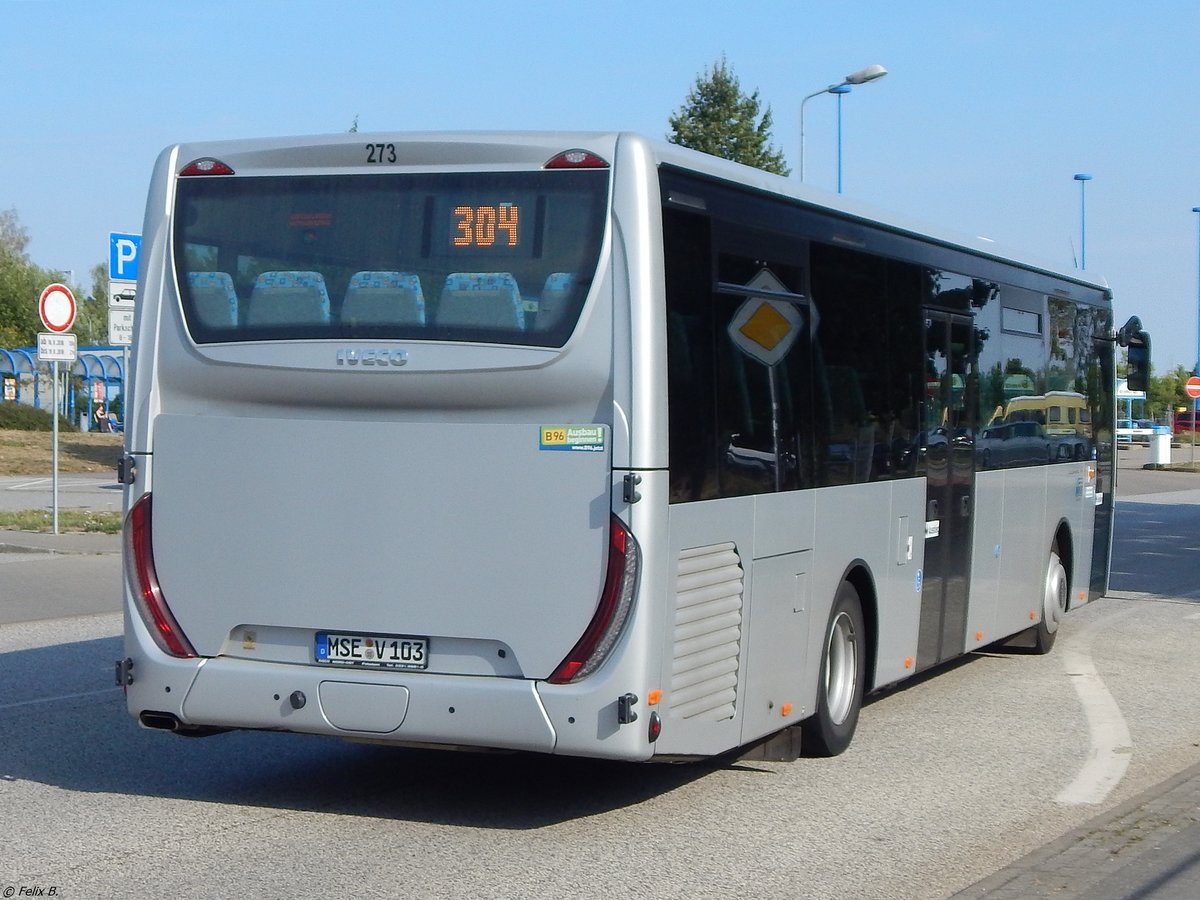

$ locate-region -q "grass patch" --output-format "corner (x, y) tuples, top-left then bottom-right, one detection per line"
(0, 508), (123, 534)
(0, 428), (123, 476)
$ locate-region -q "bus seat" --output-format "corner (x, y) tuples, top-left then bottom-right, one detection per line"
(186, 271), (239, 327)
(437, 273), (525, 331)
(341, 272), (426, 326)
(537, 272), (576, 330)
(247, 271), (331, 326)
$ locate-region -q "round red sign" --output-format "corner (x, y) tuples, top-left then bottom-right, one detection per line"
(1185, 376), (1200, 400)
(39, 283), (77, 333)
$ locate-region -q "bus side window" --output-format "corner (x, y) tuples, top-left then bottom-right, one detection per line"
(664, 209), (718, 502)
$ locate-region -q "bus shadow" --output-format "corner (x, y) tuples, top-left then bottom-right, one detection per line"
(862, 651), (983, 708)
(0, 636), (723, 829)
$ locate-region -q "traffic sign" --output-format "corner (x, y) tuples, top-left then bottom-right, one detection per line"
(109, 232), (142, 282)
(109, 282), (137, 307)
(1185, 376), (1200, 400)
(38, 283), (77, 333)
(37, 332), (78, 362)
(108, 308), (134, 346)
(726, 268), (807, 367)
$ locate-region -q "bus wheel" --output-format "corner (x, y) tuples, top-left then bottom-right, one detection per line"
(1035, 544), (1068, 654)
(802, 581), (866, 757)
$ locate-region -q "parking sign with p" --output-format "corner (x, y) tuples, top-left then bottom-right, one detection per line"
(109, 233), (142, 282)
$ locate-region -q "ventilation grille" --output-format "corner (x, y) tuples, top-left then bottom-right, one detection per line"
(670, 542), (744, 721)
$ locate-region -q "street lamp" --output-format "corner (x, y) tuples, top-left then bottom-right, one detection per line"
(800, 64), (888, 191)
(1073, 173), (1093, 270)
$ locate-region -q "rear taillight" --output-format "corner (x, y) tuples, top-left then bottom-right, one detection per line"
(126, 493), (196, 658)
(549, 515), (639, 684)
(179, 158), (235, 176)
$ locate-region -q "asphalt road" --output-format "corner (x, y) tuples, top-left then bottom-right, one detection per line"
(0, 448), (1197, 899)
(0, 473), (121, 514)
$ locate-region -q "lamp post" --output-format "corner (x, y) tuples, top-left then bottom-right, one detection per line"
(800, 64), (887, 191)
(1073, 173), (1093, 269)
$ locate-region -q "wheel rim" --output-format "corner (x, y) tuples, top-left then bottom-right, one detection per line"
(824, 611), (858, 725)
(1043, 550), (1068, 634)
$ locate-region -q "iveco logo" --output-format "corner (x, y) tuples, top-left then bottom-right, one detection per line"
(335, 348), (409, 367)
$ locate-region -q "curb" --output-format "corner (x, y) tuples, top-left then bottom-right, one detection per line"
(953, 758), (1200, 898)
(0, 530), (122, 555)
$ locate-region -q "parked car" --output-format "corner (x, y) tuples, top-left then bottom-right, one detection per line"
(1174, 411), (1199, 434)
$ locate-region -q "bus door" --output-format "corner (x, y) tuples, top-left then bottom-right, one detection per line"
(917, 310), (977, 668)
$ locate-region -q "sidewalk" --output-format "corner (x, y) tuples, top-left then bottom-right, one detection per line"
(955, 759), (1200, 898)
(957, 447), (1200, 897)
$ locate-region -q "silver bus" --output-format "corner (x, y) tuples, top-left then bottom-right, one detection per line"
(117, 132), (1147, 761)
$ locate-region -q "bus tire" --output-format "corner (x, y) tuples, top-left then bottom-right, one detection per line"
(802, 580), (866, 757)
(1035, 543), (1068, 654)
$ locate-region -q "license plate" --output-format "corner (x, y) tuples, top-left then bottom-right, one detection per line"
(315, 632), (428, 670)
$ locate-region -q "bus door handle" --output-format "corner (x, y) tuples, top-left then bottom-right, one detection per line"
(960, 495), (971, 517)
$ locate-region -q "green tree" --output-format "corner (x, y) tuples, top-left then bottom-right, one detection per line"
(0, 208), (101, 348)
(668, 57), (790, 176)
(0, 207), (31, 257)
(74, 262), (111, 346)
(0, 209), (54, 347)
(1146, 364), (1195, 420)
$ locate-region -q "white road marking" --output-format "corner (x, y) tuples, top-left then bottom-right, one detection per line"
(1055, 632), (1132, 806)
(0, 687), (120, 712)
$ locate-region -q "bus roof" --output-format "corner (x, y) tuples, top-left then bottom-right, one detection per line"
(161, 129), (1111, 298)
(642, 134), (1111, 297)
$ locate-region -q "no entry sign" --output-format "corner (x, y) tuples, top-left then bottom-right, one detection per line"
(39, 283), (77, 333)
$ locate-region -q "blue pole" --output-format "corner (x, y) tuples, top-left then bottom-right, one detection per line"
(1193, 207), (1200, 377)
(837, 92), (843, 194)
(1074, 174), (1092, 270)
(1193, 208), (1200, 463)
(832, 84), (851, 194)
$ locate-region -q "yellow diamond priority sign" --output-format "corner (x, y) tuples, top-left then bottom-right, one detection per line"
(726, 269), (806, 366)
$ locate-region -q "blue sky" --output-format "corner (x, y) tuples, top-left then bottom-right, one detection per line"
(5, 0), (1200, 372)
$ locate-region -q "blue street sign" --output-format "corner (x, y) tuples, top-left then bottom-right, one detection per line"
(109, 232), (142, 282)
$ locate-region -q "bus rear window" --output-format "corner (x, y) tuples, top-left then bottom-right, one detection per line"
(172, 170), (608, 347)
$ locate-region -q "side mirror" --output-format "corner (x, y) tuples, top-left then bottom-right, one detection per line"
(1117, 316), (1151, 393)
(1126, 340), (1150, 392)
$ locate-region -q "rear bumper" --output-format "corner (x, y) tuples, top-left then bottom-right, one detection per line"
(122, 604), (658, 760)
(179, 656), (557, 753)
(122, 599), (555, 752)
